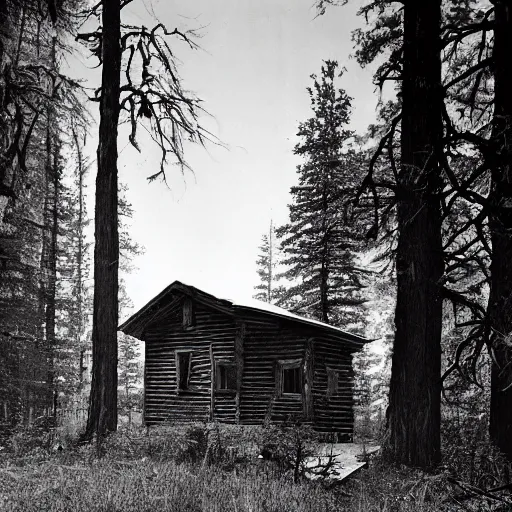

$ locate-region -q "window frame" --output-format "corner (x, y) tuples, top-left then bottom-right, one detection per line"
(175, 350), (193, 393)
(214, 360), (237, 394)
(326, 367), (339, 398)
(276, 359), (303, 398)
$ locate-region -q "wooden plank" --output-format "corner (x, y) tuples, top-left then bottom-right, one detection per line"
(234, 322), (245, 425)
(303, 337), (314, 420)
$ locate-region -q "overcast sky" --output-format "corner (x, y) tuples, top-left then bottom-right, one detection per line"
(76, 0), (379, 319)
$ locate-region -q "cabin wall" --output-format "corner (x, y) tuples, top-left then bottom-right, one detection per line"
(143, 299), (238, 425)
(142, 296), (358, 437)
(241, 320), (356, 437)
(312, 337), (355, 439)
(240, 321), (307, 425)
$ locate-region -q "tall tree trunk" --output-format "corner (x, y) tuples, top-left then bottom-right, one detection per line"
(85, 0), (121, 438)
(488, 0), (512, 461)
(386, 1), (443, 468)
(71, 123), (86, 390)
(45, 37), (59, 421)
(47, 128), (60, 420)
(40, 100), (57, 420)
(0, 1), (17, 216)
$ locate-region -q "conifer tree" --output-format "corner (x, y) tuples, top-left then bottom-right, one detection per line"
(0, 0), (87, 424)
(55, 120), (92, 409)
(117, 185), (143, 425)
(277, 61), (366, 327)
(487, 1), (512, 460)
(253, 220), (286, 304)
(117, 332), (142, 426)
(78, 0), (213, 439)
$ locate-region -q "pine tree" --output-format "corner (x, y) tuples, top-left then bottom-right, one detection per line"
(277, 61), (366, 328)
(117, 184), (144, 426)
(0, 0), (87, 425)
(118, 332), (142, 427)
(317, 0), (445, 468)
(54, 119), (92, 413)
(487, 1), (512, 460)
(253, 220), (286, 304)
(384, 1), (444, 469)
(78, 0), (213, 439)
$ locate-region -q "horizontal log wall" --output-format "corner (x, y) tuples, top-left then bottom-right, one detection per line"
(141, 294), (359, 436)
(143, 296), (237, 425)
(241, 318), (356, 435)
(312, 338), (355, 437)
(240, 321), (305, 425)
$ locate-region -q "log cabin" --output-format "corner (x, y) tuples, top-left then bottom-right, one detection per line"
(119, 281), (370, 440)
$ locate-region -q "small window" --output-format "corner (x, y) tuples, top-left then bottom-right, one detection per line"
(276, 359), (302, 396)
(216, 363), (237, 391)
(283, 366), (301, 394)
(326, 368), (338, 398)
(183, 298), (195, 329)
(176, 351), (192, 391)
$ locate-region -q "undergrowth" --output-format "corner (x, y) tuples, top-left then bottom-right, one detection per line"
(0, 423), (510, 511)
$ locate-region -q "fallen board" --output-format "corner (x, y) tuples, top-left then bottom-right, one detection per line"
(305, 443), (380, 482)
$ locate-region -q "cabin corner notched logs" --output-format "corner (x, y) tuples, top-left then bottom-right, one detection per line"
(119, 281), (370, 439)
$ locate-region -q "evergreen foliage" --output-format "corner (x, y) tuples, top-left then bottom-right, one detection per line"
(276, 61), (367, 329)
(0, 0), (89, 426)
(117, 332), (142, 426)
(117, 185), (144, 425)
(54, 121), (92, 409)
(253, 221), (286, 305)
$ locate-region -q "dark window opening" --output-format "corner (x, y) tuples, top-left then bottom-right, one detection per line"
(177, 352), (191, 390)
(326, 368), (338, 398)
(282, 366), (301, 394)
(217, 363), (237, 391)
(183, 298), (195, 329)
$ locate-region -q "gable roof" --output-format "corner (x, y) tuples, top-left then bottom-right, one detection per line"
(119, 280), (370, 349)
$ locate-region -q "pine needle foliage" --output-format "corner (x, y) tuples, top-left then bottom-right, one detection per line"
(277, 61), (367, 329)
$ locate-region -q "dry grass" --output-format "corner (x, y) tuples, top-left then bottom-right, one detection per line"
(0, 454), (451, 512)
(0, 458), (341, 512)
(0, 425), (508, 512)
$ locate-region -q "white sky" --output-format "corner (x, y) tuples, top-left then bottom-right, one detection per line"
(75, 0), (380, 320)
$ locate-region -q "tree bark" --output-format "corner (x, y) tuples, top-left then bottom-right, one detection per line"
(386, 1), (443, 468)
(488, 0), (512, 461)
(47, 126), (59, 420)
(71, 123), (86, 390)
(0, 0), (16, 219)
(85, 0), (121, 438)
(44, 36), (59, 422)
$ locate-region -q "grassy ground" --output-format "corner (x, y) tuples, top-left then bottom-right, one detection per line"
(0, 425), (508, 511)
(0, 457), (446, 512)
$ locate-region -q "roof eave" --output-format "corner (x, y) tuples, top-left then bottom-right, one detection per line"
(119, 281), (373, 349)
(234, 305), (371, 348)
(118, 280), (235, 339)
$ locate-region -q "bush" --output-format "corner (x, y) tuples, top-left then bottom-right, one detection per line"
(251, 419), (320, 482)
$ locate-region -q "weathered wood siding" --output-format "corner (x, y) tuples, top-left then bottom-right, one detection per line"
(240, 317), (356, 436)
(240, 320), (307, 425)
(312, 335), (355, 438)
(141, 293), (358, 436)
(143, 296), (237, 425)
